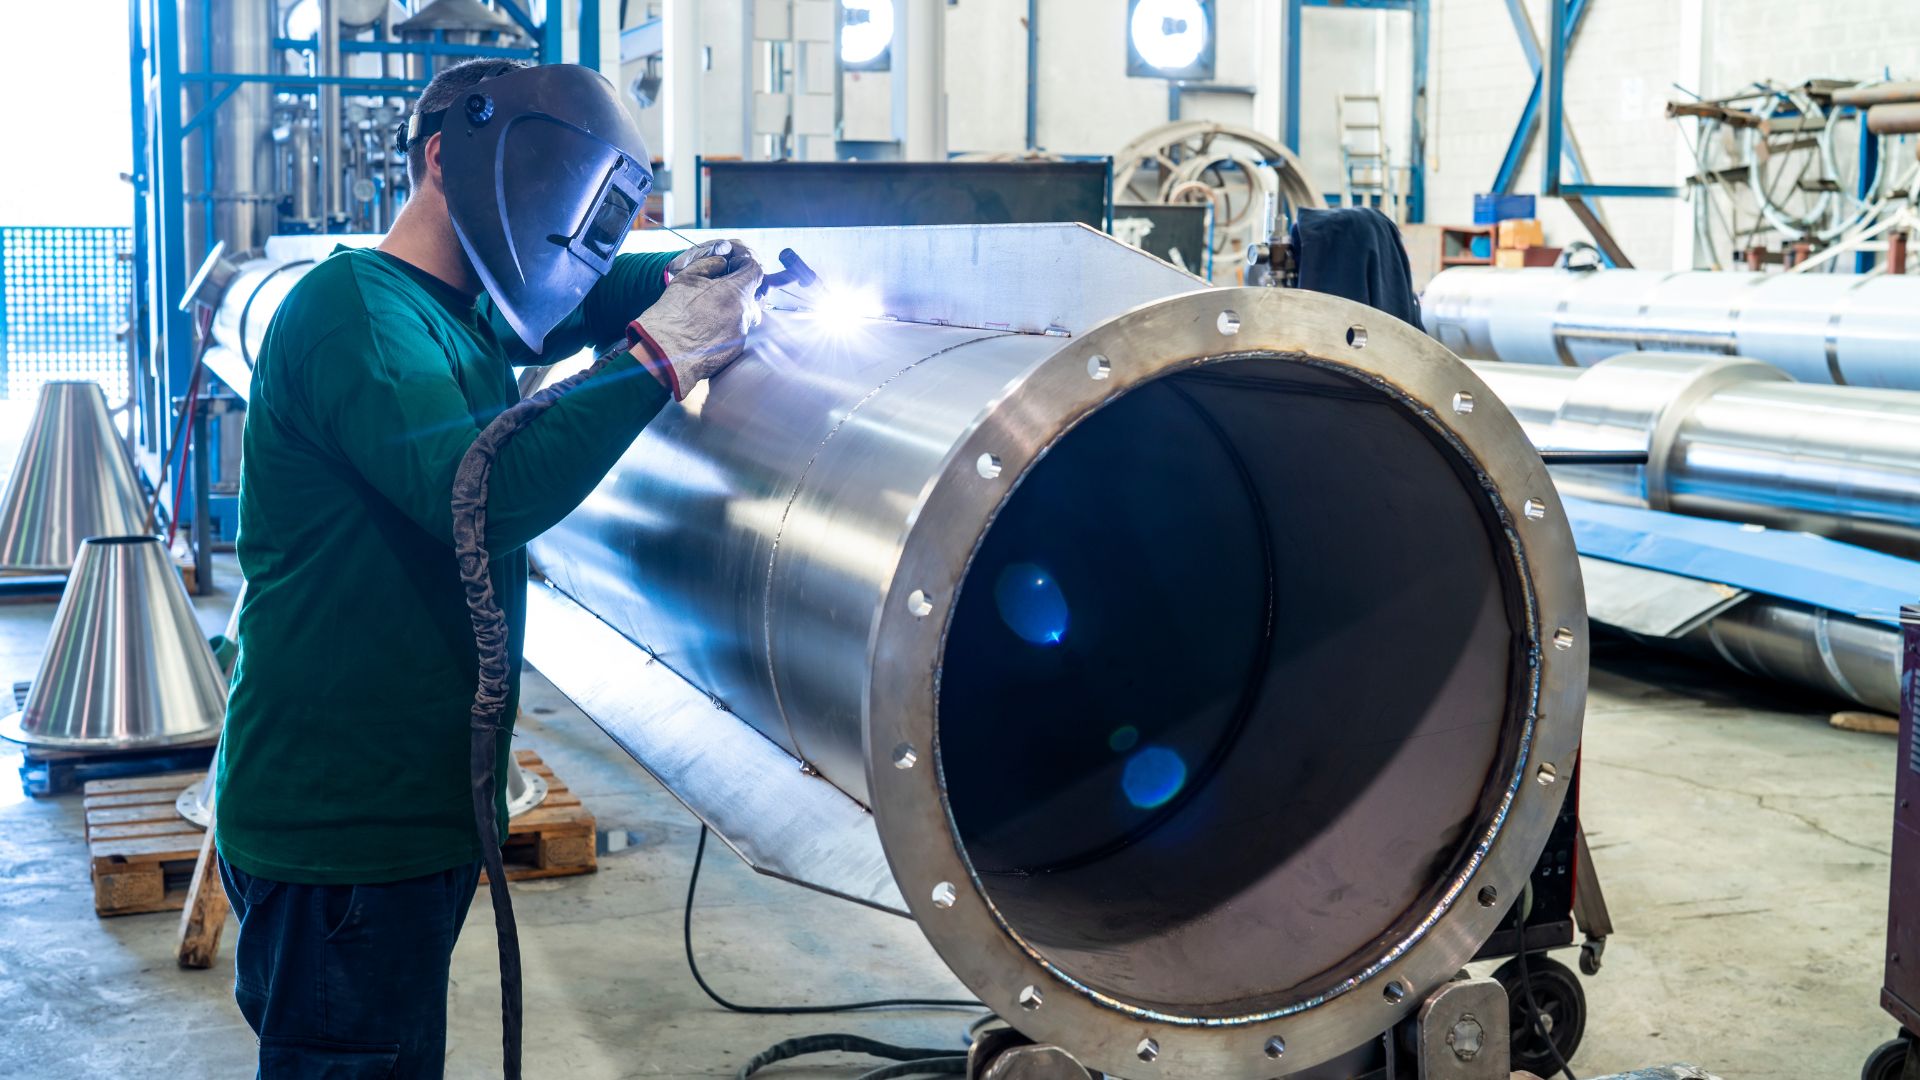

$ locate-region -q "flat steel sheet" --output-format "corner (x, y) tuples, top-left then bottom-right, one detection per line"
(1579, 555), (1745, 638)
(522, 581), (905, 915)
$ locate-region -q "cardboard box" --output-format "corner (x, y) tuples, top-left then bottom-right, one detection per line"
(1494, 248), (1528, 269)
(1498, 218), (1545, 249)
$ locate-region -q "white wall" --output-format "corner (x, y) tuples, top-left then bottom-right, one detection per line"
(1424, 0), (1920, 271)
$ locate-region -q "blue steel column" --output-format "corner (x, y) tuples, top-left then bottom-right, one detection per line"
(579, 0), (599, 70)
(1542, 0), (1567, 195)
(154, 0), (191, 448)
(1408, 0), (1427, 222)
(1026, 0), (1039, 150)
(1858, 114), (1880, 274)
(126, 0), (150, 436)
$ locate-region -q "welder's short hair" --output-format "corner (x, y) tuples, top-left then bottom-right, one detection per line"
(405, 58), (532, 187)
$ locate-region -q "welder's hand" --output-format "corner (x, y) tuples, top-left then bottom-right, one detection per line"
(665, 239), (759, 281)
(631, 255), (764, 401)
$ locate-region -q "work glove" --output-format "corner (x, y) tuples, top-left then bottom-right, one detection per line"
(665, 238), (756, 279)
(631, 243), (765, 401)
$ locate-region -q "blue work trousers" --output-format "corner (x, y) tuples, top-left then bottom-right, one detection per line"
(219, 856), (482, 1079)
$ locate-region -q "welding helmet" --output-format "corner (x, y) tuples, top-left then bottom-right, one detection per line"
(407, 64), (654, 352)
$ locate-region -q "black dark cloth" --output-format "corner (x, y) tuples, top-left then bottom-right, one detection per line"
(1288, 207), (1424, 331)
(220, 855), (481, 1078)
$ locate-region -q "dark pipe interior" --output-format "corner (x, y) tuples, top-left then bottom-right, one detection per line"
(938, 356), (1524, 1015)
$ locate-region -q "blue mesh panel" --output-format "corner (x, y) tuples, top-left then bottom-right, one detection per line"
(0, 227), (134, 403)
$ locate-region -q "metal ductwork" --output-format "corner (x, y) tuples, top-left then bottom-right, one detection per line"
(208, 225), (1587, 1074)
(1469, 352), (1920, 557)
(1470, 352), (1919, 712)
(1424, 267), (1920, 390)
(0, 382), (150, 573)
(509, 225), (1587, 1076)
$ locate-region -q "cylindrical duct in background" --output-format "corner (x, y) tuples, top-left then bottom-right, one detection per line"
(1424, 267), (1920, 389)
(1469, 353), (1920, 558)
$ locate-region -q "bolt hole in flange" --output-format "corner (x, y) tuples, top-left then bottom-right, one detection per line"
(938, 356), (1531, 1017)
(1346, 325), (1368, 348)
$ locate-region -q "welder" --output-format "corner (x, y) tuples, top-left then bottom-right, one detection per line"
(212, 58), (759, 1079)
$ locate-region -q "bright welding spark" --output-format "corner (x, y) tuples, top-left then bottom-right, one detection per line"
(807, 286), (884, 334)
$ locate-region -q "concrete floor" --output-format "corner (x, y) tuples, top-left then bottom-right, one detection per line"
(0, 400), (1903, 1078)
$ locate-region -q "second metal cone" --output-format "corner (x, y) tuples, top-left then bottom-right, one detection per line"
(1, 535), (225, 751)
(0, 381), (149, 573)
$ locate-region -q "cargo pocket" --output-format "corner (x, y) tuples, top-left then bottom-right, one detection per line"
(259, 1035), (400, 1079)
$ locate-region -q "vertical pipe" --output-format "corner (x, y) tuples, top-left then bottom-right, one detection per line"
(1408, 0), (1428, 223)
(662, 0), (701, 224)
(1857, 113), (1880, 274)
(580, 0), (601, 70)
(192, 404), (214, 594)
(127, 0), (150, 438)
(321, 0), (344, 228)
(1025, 0), (1038, 150)
(1543, 0), (1566, 195)
(1284, 0), (1302, 152)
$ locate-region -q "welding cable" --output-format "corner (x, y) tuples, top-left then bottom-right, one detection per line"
(733, 1033), (966, 1080)
(684, 825), (983, 1015)
(453, 330), (645, 1079)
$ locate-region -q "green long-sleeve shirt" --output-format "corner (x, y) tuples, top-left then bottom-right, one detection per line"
(216, 244), (675, 885)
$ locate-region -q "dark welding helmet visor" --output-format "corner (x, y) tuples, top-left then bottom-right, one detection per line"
(433, 64), (653, 352)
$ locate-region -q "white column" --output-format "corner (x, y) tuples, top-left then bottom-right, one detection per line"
(893, 0), (947, 160)
(1252, 0), (1285, 140)
(663, 0), (702, 224)
(1672, 0), (1706, 269)
(597, 0), (623, 82)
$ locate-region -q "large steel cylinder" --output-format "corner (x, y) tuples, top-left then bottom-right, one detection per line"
(1470, 352), (1920, 557)
(1424, 266), (1920, 389)
(521, 229), (1586, 1076)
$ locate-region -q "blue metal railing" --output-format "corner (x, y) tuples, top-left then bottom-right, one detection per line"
(0, 227), (133, 403)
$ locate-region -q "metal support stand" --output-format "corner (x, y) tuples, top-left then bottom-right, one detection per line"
(190, 403), (213, 596)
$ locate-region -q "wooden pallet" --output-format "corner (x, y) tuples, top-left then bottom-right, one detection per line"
(20, 738), (217, 798)
(82, 749), (595, 917)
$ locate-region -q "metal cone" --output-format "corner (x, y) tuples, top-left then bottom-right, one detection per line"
(1, 536), (225, 750)
(0, 381), (149, 573)
(174, 747), (550, 827)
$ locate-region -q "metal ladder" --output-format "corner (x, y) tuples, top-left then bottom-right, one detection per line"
(1337, 94), (1399, 221)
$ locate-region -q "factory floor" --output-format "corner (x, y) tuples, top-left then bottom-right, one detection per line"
(0, 407), (1900, 1079)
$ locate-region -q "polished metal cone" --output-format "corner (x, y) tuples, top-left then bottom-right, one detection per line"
(1, 536), (225, 750)
(0, 381), (149, 572)
(175, 756), (548, 826)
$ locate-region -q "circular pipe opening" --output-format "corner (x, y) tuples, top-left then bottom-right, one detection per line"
(938, 357), (1525, 1016)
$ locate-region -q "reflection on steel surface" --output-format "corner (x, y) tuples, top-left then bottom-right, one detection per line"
(1470, 353), (1920, 559)
(1425, 266), (1920, 389)
(0, 381), (148, 572)
(1, 536), (224, 751)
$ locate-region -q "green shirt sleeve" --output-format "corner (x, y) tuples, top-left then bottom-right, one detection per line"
(483, 248), (684, 364)
(298, 276), (673, 554)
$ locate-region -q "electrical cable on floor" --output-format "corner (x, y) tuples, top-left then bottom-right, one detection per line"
(1514, 883), (1579, 1080)
(685, 824), (983, 1015)
(733, 1034), (966, 1080)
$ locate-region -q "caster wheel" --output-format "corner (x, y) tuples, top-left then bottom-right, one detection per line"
(1578, 941), (1603, 976)
(1493, 954), (1586, 1076)
(1862, 1033), (1914, 1080)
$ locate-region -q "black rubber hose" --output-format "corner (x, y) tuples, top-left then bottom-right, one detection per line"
(684, 825), (982, 1015)
(733, 1033), (963, 1080)
(453, 341), (629, 1079)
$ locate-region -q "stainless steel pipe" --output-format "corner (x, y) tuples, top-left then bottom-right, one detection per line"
(209, 226), (1587, 1076)
(1425, 267), (1920, 389)
(522, 226), (1586, 1077)
(1470, 353), (1920, 557)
